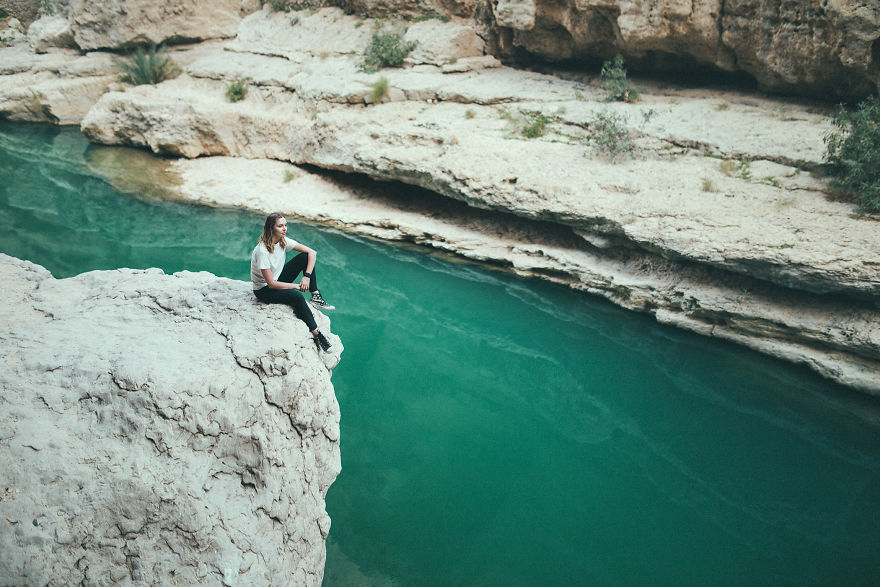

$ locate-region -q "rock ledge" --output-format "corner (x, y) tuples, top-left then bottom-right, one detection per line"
(0, 253), (341, 585)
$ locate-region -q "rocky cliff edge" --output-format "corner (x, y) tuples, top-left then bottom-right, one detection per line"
(0, 253), (342, 585)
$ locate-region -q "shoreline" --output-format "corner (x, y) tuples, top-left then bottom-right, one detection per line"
(3, 6), (878, 395)
(78, 146), (880, 395)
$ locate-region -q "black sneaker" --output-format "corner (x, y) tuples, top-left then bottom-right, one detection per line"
(309, 291), (335, 310)
(313, 331), (332, 352)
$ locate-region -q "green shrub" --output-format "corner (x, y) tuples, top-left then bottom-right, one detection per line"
(116, 45), (181, 86)
(719, 160), (736, 176)
(600, 55), (641, 103)
(521, 111), (551, 139)
(225, 78), (248, 102)
(361, 31), (416, 72)
(412, 12), (451, 23)
(370, 76), (390, 103)
(824, 96), (880, 212)
(265, 0), (289, 11)
(588, 110), (636, 162)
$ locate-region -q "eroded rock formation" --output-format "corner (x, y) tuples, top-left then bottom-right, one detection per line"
(1, 4), (878, 395)
(0, 253), (342, 584)
(478, 0), (880, 98)
(8, 0), (879, 97)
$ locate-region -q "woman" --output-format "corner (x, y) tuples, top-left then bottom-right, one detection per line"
(251, 212), (335, 352)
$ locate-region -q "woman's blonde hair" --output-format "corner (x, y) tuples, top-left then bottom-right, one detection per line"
(259, 212), (286, 251)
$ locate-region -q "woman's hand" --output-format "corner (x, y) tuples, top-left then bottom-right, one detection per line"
(299, 277), (310, 291)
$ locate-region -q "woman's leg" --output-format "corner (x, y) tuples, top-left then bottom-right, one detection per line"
(254, 287), (318, 331)
(278, 252), (318, 292)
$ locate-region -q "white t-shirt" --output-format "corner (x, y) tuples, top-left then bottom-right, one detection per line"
(251, 238), (300, 290)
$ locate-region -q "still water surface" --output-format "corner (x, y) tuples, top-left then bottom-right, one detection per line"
(2, 123), (879, 586)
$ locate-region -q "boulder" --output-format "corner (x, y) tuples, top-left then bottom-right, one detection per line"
(0, 253), (342, 584)
(27, 15), (76, 53)
(69, 0), (262, 50)
(404, 19), (485, 66)
(1, 15), (27, 47)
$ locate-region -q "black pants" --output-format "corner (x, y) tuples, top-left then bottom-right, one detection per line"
(254, 253), (319, 331)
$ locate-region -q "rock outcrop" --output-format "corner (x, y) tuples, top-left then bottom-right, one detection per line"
(1, 6), (878, 393)
(488, 0), (879, 98)
(0, 253), (342, 584)
(68, 0), (261, 50)
(8, 0), (879, 98)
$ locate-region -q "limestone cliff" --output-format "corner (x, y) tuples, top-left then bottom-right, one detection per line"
(477, 0), (880, 99)
(5, 0), (879, 98)
(0, 253), (342, 585)
(1, 5), (878, 394)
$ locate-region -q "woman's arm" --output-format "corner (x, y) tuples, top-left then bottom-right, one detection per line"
(292, 243), (317, 291)
(261, 268), (296, 290)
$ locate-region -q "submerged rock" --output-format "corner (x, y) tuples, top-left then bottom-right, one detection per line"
(0, 253), (341, 584)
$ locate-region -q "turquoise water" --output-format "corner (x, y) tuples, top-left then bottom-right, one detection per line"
(2, 123), (879, 586)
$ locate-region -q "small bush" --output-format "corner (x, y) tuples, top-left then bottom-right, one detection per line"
(116, 45), (181, 86)
(601, 55), (641, 103)
(719, 159), (752, 179)
(225, 78), (248, 102)
(283, 169), (298, 183)
(361, 31), (416, 72)
(265, 0), (289, 11)
(465, 109), (476, 119)
(701, 178), (716, 192)
(588, 110), (636, 162)
(719, 160), (737, 176)
(521, 111), (551, 139)
(824, 96), (880, 212)
(370, 76), (389, 103)
(412, 12), (450, 23)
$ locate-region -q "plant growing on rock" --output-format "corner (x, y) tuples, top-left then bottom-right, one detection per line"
(361, 31), (416, 72)
(412, 12), (451, 23)
(588, 110), (636, 162)
(369, 76), (390, 104)
(225, 78), (248, 102)
(601, 55), (641, 103)
(264, 0), (290, 11)
(521, 111), (552, 138)
(115, 44), (181, 86)
(824, 96), (880, 213)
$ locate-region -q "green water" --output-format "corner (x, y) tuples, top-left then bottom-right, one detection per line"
(2, 123), (879, 586)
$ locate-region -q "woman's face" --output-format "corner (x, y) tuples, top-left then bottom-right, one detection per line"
(272, 217), (287, 241)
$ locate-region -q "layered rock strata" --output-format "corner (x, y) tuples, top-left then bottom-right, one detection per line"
(484, 0), (880, 98)
(8, 0), (879, 98)
(0, 253), (342, 584)
(1, 7), (878, 393)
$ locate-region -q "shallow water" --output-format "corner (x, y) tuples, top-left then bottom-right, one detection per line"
(2, 123), (879, 586)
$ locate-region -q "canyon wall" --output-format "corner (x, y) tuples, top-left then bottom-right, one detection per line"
(0, 3), (878, 396)
(3, 0), (878, 97)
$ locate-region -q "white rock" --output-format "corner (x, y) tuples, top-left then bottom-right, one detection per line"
(403, 19), (485, 66)
(494, 0), (537, 29)
(27, 15), (76, 53)
(0, 253), (342, 584)
(69, 0), (261, 50)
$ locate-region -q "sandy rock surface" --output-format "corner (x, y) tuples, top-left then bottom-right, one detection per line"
(0, 253), (341, 584)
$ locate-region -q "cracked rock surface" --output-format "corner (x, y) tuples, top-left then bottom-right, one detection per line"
(0, 253), (341, 585)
